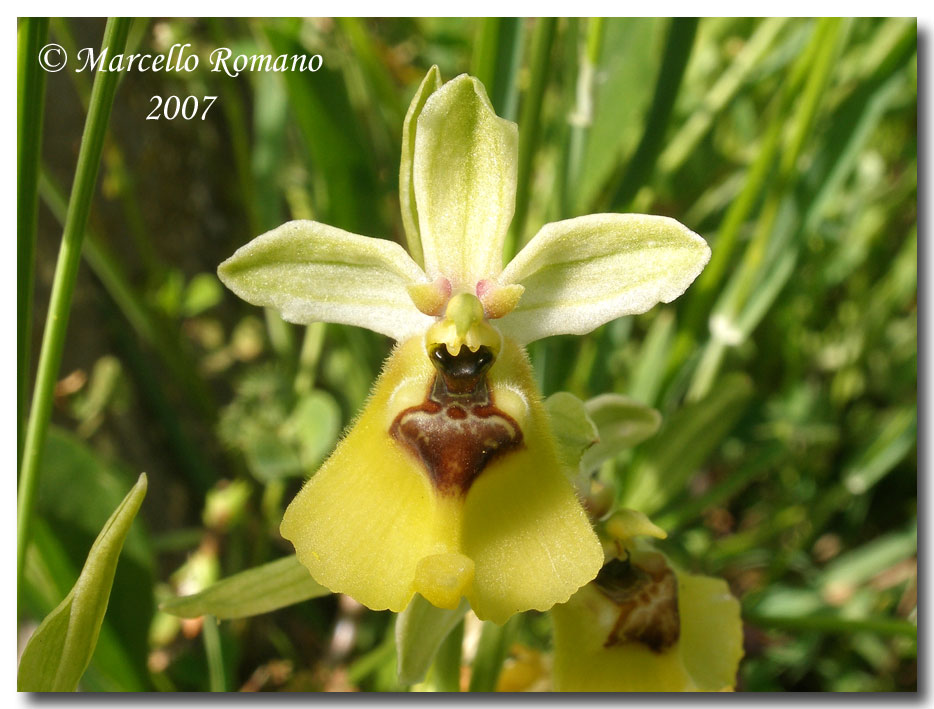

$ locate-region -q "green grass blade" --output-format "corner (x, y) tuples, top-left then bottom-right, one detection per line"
(507, 17), (557, 259)
(658, 18), (790, 174)
(607, 17), (699, 210)
(161, 555), (330, 620)
(17, 18), (49, 467)
(18, 474), (147, 692)
(18, 17), (131, 592)
(471, 18), (523, 122)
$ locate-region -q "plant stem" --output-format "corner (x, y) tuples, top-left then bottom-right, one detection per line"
(17, 18), (131, 591)
(467, 617), (515, 692)
(17, 17), (49, 468)
(202, 617), (227, 691)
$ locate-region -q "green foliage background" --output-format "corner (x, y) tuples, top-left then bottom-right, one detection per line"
(18, 17), (916, 691)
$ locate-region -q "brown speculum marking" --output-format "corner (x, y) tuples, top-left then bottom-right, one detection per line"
(595, 553), (680, 653)
(390, 345), (523, 496)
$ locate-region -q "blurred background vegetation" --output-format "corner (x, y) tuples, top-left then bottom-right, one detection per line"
(18, 17), (916, 691)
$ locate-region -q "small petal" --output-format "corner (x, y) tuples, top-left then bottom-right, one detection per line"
(218, 220), (433, 342)
(413, 75), (518, 287)
(497, 214), (711, 344)
(400, 65), (442, 268)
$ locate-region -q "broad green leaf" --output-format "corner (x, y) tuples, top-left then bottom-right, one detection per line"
(544, 392), (599, 471)
(581, 394), (662, 471)
(217, 220), (432, 342)
(395, 594), (469, 686)
(161, 555), (330, 620)
(413, 74), (518, 287)
(18, 473), (148, 692)
(498, 214), (710, 344)
(400, 66), (442, 268)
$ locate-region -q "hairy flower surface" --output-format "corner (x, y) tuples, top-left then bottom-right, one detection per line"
(218, 68), (711, 624)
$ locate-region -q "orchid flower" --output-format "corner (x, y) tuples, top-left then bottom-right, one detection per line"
(551, 511), (744, 691)
(217, 68), (710, 624)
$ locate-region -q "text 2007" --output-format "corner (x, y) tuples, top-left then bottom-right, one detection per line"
(147, 95), (218, 120)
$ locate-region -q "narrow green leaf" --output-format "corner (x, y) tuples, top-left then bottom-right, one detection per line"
(18, 473), (148, 692)
(608, 17), (699, 210)
(395, 594), (469, 686)
(17, 17), (49, 466)
(746, 612), (916, 640)
(575, 18), (662, 213)
(430, 619), (464, 692)
(843, 408), (916, 495)
(161, 555), (330, 620)
(658, 18), (790, 173)
(470, 18), (523, 121)
(18, 18), (131, 590)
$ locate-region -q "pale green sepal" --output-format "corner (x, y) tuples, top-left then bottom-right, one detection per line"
(413, 74), (518, 287)
(581, 394), (662, 471)
(18, 473), (148, 692)
(218, 220), (433, 342)
(400, 66), (442, 268)
(396, 594), (470, 686)
(161, 555), (330, 620)
(497, 214), (711, 344)
(545, 392), (599, 472)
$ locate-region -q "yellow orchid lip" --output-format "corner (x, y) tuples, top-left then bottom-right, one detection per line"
(279, 336), (603, 623)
